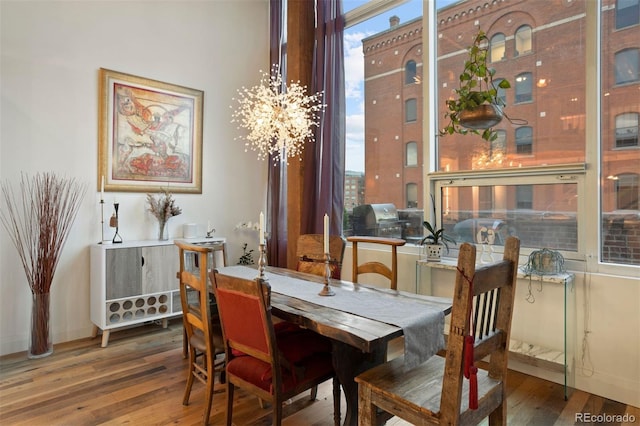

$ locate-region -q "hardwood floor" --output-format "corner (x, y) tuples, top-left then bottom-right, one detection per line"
(1, 318), (637, 425)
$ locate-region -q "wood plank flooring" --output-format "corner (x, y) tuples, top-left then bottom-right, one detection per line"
(1, 319), (637, 425)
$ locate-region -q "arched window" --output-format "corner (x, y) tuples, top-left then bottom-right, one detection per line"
(616, 0), (640, 29)
(515, 25), (532, 56)
(615, 113), (639, 148)
(405, 60), (417, 84)
(406, 141), (418, 166)
(615, 48), (640, 84)
(515, 72), (533, 103)
(406, 183), (418, 208)
(615, 173), (639, 210)
(515, 126), (533, 154)
(490, 33), (506, 62)
(405, 98), (417, 122)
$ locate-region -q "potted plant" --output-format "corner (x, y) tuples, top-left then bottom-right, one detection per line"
(420, 195), (457, 261)
(439, 30), (512, 142)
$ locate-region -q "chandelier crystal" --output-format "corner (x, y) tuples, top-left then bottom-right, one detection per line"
(231, 65), (325, 162)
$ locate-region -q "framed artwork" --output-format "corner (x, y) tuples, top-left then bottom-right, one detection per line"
(98, 68), (203, 193)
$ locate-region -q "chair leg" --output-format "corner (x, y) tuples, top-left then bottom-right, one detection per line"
(273, 397), (283, 426)
(202, 369), (214, 425)
(310, 385), (318, 400)
(357, 382), (376, 426)
(488, 401), (506, 426)
(225, 382), (235, 426)
(183, 349), (196, 406)
(333, 376), (341, 426)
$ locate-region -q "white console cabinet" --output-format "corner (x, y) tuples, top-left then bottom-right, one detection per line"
(90, 240), (181, 347)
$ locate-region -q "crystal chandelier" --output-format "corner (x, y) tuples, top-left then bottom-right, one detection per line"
(231, 65), (325, 162)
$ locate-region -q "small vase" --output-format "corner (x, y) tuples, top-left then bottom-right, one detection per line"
(158, 219), (168, 241)
(29, 292), (53, 359)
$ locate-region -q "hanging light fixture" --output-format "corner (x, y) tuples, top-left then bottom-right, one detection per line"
(231, 65), (325, 162)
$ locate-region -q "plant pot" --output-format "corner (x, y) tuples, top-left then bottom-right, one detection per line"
(459, 104), (503, 130)
(424, 244), (443, 262)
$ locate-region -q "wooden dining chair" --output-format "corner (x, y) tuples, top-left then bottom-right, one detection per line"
(176, 241), (226, 425)
(355, 236), (520, 426)
(347, 236), (406, 290)
(211, 271), (342, 426)
(295, 234), (346, 279)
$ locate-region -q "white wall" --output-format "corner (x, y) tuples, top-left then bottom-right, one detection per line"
(0, 0), (269, 356)
(343, 244), (640, 408)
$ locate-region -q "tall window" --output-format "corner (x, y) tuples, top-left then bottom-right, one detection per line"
(405, 60), (417, 84)
(615, 113), (639, 148)
(344, 0), (640, 271)
(405, 98), (417, 122)
(515, 25), (532, 56)
(615, 48), (639, 84)
(406, 141), (418, 166)
(616, 0), (640, 29)
(515, 72), (533, 103)
(490, 33), (506, 62)
(515, 126), (533, 154)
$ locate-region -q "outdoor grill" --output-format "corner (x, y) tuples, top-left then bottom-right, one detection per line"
(352, 203), (405, 238)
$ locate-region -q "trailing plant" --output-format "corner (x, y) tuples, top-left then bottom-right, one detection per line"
(440, 30), (511, 142)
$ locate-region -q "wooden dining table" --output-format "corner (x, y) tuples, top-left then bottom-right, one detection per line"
(214, 265), (452, 426)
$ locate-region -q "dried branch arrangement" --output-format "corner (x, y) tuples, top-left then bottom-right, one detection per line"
(1, 172), (86, 356)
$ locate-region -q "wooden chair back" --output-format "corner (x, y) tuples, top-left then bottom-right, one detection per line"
(211, 271), (341, 426)
(175, 241), (226, 425)
(347, 236), (406, 290)
(356, 236), (521, 425)
(295, 234), (346, 279)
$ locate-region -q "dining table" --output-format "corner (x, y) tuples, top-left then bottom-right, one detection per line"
(213, 265), (453, 426)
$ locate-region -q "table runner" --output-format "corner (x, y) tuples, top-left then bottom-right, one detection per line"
(215, 265), (445, 369)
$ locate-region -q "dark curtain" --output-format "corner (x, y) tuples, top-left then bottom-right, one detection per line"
(301, 0), (345, 237)
(267, 0), (345, 266)
(267, 0), (288, 267)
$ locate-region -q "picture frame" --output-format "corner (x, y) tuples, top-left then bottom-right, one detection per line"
(98, 68), (203, 193)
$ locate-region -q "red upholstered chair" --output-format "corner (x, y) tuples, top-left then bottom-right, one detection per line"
(211, 270), (341, 426)
(295, 234), (346, 279)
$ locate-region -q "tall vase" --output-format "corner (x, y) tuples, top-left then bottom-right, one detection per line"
(29, 292), (52, 359)
(158, 219), (168, 241)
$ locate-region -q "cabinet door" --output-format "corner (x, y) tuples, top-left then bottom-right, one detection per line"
(142, 244), (179, 294)
(106, 248), (142, 299)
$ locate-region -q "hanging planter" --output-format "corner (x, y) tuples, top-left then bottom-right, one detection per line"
(439, 30), (514, 142)
(458, 103), (504, 130)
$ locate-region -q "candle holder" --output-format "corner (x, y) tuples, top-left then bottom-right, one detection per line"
(98, 198), (106, 244)
(206, 227), (216, 238)
(318, 252), (335, 296)
(111, 202), (123, 244)
(256, 242), (268, 281)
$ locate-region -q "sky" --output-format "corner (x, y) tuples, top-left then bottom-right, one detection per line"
(342, 0), (459, 172)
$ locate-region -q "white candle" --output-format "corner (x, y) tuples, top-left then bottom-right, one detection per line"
(323, 213), (329, 254)
(100, 175), (104, 200)
(259, 212), (264, 245)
